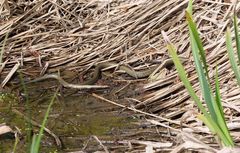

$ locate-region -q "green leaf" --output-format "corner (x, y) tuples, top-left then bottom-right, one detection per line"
(187, 17), (217, 123)
(186, 0), (193, 15)
(226, 27), (240, 86)
(164, 0), (234, 147)
(31, 90), (58, 153)
(30, 135), (37, 153)
(166, 43), (208, 116)
(214, 68), (234, 145)
(234, 14), (240, 63)
(197, 114), (216, 134)
(165, 35), (234, 147)
(186, 11), (209, 81)
(198, 114), (233, 146)
(18, 72), (32, 151)
(214, 68), (225, 121)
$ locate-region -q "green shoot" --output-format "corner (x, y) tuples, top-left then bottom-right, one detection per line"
(30, 89), (58, 153)
(226, 28), (240, 86)
(164, 0), (234, 147)
(18, 72), (33, 151)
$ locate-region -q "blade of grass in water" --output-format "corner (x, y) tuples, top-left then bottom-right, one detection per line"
(226, 28), (240, 86)
(18, 71), (32, 152)
(30, 88), (58, 153)
(30, 135), (37, 153)
(12, 136), (19, 153)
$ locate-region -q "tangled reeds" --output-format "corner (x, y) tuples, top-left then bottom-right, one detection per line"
(1, 0), (240, 152)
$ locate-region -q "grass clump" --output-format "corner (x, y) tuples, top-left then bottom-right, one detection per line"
(164, 0), (234, 147)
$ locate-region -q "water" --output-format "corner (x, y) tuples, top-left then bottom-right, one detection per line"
(0, 82), (137, 152)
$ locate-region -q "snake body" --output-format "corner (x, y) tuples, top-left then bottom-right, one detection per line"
(26, 58), (186, 89)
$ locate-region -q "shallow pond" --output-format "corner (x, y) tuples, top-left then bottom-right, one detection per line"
(0, 79), (142, 152)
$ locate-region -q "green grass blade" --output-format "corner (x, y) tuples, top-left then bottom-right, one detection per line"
(214, 68), (234, 145)
(171, 0), (234, 146)
(197, 114), (216, 134)
(166, 43), (208, 116)
(234, 14), (240, 63)
(18, 72), (32, 152)
(30, 135), (37, 153)
(226, 27), (240, 86)
(165, 32), (234, 146)
(188, 25), (217, 123)
(214, 68), (225, 121)
(186, 11), (209, 80)
(186, 0), (193, 15)
(198, 114), (233, 146)
(12, 136), (19, 153)
(186, 0), (216, 122)
(185, 0), (216, 127)
(31, 89), (58, 153)
(166, 40), (233, 147)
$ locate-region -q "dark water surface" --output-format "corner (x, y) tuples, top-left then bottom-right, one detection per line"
(0, 81), (139, 152)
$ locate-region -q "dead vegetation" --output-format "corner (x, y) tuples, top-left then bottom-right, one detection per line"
(1, 0), (240, 152)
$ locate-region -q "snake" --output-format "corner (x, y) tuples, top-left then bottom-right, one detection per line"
(25, 57), (187, 89)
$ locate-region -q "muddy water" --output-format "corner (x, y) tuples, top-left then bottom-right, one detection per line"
(0, 80), (141, 152)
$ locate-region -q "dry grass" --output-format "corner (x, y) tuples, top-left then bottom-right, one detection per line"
(1, 0), (240, 152)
